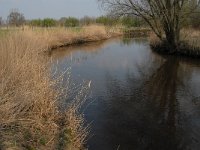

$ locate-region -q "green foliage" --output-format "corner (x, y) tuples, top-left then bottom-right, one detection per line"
(42, 18), (56, 27)
(29, 17), (80, 28)
(28, 16), (148, 28)
(120, 17), (143, 27)
(30, 19), (42, 27)
(30, 18), (56, 27)
(65, 17), (79, 27)
(96, 16), (117, 26)
(39, 137), (46, 146)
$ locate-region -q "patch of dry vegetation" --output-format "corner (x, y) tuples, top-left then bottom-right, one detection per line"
(122, 27), (151, 37)
(0, 28), (92, 149)
(181, 28), (200, 48)
(149, 29), (200, 57)
(17, 25), (121, 50)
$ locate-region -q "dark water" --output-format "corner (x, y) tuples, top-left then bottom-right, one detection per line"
(50, 38), (200, 150)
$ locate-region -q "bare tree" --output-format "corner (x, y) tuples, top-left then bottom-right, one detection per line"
(7, 9), (25, 27)
(99, 0), (200, 52)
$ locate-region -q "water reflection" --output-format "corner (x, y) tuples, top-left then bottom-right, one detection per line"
(121, 37), (149, 46)
(97, 57), (200, 150)
(50, 38), (200, 150)
(97, 58), (179, 149)
(49, 38), (119, 60)
(142, 58), (181, 149)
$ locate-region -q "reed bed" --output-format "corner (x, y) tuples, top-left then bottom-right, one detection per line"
(2, 25), (121, 51)
(0, 27), (95, 149)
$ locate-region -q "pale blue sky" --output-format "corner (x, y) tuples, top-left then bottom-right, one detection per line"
(0, 0), (103, 19)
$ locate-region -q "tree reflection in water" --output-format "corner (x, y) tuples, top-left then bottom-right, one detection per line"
(49, 37), (200, 150)
(103, 57), (193, 150)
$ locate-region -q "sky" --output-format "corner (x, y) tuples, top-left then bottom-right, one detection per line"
(0, 0), (104, 20)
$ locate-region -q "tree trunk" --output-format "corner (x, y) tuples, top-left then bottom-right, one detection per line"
(164, 29), (180, 53)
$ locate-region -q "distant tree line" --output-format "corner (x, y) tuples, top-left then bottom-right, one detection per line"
(0, 8), (200, 28)
(28, 16), (146, 27)
(0, 9), (151, 28)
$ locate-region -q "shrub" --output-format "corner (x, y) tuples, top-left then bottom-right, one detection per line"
(65, 17), (79, 27)
(96, 16), (117, 26)
(30, 19), (43, 27)
(42, 18), (56, 27)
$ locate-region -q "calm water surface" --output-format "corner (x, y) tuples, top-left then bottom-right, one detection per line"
(50, 38), (200, 150)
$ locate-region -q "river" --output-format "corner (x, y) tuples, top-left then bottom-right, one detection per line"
(50, 38), (200, 150)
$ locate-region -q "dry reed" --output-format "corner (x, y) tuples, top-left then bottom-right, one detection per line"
(15, 25), (122, 51)
(0, 28), (92, 149)
(149, 28), (200, 57)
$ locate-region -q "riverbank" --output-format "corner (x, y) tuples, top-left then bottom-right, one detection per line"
(0, 26), (119, 149)
(0, 25), (122, 51)
(122, 27), (151, 37)
(149, 29), (200, 57)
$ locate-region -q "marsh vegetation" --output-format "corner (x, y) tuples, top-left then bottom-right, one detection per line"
(0, 26), (112, 149)
(0, 1), (200, 149)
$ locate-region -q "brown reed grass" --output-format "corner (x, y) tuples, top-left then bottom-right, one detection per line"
(15, 25), (121, 51)
(0, 27), (93, 149)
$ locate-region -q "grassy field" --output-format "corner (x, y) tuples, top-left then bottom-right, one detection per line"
(0, 25), (120, 150)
